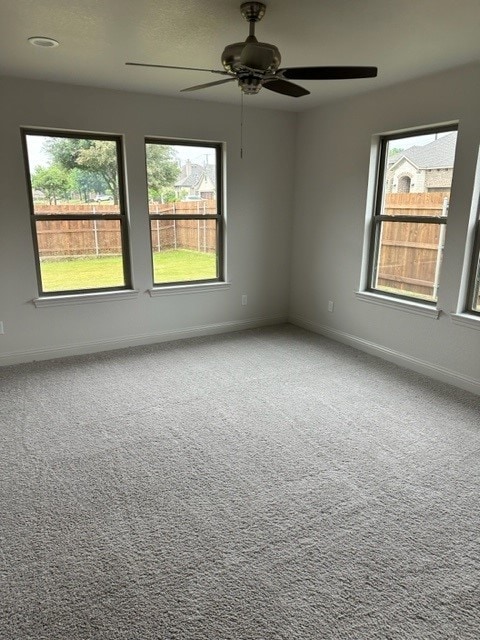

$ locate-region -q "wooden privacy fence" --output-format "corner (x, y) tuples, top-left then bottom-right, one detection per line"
(376, 192), (449, 299)
(34, 195), (450, 300)
(36, 218), (121, 258)
(34, 201), (217, 258)
(150, 219), (216, 253)
(149, 201), (217, 253)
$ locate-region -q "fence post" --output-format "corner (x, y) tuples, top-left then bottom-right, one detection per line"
(156, 218), (161, 251)
(432, 197), (449, 298)
(92, 205), (100, 256)
(197, 219), (201, 251)
(173, 220), (177, 250)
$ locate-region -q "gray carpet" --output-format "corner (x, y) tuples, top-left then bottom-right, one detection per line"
(1, 324), (479, 639)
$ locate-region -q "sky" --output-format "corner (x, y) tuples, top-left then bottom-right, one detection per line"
(25, 135), (215, 171)
(389, 131), (453, 151)
(27, 130), (452, 170)
(25, 136), (46, 170)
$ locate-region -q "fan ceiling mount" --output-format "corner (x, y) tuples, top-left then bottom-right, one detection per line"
(126, 2), (378, 98)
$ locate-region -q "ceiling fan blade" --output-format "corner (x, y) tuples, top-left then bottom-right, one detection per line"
(126, 62), (230, 76)
(181, 78), (237, 92)
(279, 66), (378, 80)
(240, 43), (275, 71)
(263, 78), (310, 98)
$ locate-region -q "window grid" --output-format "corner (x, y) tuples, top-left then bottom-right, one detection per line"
(367, 126), (457, 305)
(145, 139), (224, 287)
(22, 130), (131, 296)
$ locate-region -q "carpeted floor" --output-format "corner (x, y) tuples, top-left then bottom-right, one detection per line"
(1, 324), (479, 639)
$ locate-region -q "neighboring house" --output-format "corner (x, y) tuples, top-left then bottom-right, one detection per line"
(174, 160), (216, 199)
(386, 131), (457, 193)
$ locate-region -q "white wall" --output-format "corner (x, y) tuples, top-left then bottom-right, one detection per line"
(0, 76), (296, 363)
(290, 63), (480, 393)
(2, 68), (479, 394)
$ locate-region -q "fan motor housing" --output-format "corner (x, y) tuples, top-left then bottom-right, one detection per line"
(221, 41), (281, 75)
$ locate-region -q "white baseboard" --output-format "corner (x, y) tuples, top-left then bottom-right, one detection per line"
(0, 315), (287, 367)
(289, 315), (480, 396)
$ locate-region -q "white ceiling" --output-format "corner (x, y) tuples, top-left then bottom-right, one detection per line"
(2, 0), (480, 112)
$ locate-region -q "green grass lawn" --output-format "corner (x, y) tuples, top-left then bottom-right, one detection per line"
(40, 250), (217, 292)
(153, 249), (216, 283)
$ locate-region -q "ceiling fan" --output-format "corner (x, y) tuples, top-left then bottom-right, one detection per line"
(126, 1), (377, 98)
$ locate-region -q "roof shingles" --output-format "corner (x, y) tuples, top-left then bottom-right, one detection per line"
(390, 131), (457, 170)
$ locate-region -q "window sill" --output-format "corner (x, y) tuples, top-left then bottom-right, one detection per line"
(33, 289), (139, 307)
(450, 313), (480, 330)
(354, 291), (440, 319)
(149, 282), (231, 297)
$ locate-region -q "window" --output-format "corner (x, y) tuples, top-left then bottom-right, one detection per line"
(467, 205), (480, 314)
(145, 140), (223, 286)
(22, 130), (131, 295)
(368, 126), (458, 303)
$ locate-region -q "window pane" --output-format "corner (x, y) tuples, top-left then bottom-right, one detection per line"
(471, 254), (480, 312)
(151, 220), (218, 284)
(383, 131), (457, 205)
(383, 192), (450, 218)
(145, 140), (222, 287)
(25, 135), (121, 213)
(374, 221), (444, 301)
(370, 127), (458, 303)
(23, 130), (130, 295)
(36, 219), (125, 291)
(145, 143), (217, 213)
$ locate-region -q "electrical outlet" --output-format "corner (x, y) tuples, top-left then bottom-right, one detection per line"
(328, 300), (334, 313)
(242, 294), (248, 306)
(0, 321), (4, 334)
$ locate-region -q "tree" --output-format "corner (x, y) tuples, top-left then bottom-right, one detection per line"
(31, 165), (71, 205)
(45, 138), (180, 206)
(45, 138), (120, 203)
(71, 168), (108, 202)
(145, 144), (180, 201)
(388, 147), (404, 158)
(44, 137), (90, 170)
(76, 141), (120, 203)
(158, 187), (179, 203)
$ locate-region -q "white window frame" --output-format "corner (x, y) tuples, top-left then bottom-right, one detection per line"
(364, 125), (458, 308)
(22, 129), (132, 298)
(145, 138), (225, 289)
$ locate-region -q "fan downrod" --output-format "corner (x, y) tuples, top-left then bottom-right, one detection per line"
(240, 2), (266, 23)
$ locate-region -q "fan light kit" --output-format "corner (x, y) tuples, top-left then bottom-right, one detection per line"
(126, 2), (377, 98)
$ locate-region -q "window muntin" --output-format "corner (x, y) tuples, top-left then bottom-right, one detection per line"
(22, 131), (131, 295)
(368, 127), (458, 303)
(145, 140), (223, 286)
